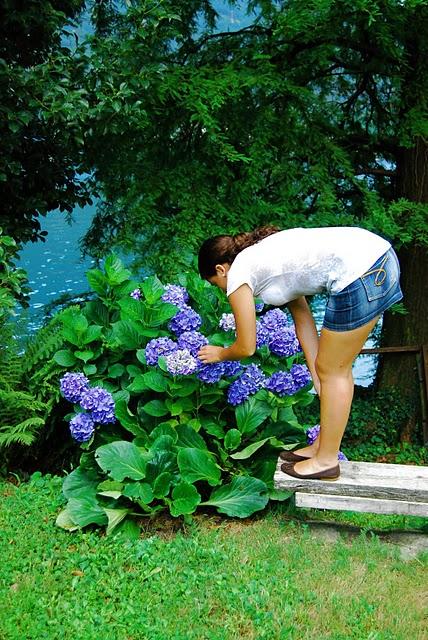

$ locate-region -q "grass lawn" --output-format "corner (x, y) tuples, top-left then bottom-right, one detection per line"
(1, 474), (427, 640)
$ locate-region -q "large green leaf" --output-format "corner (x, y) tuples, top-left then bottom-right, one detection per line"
(87, 268), (109, 296)
(235, 397), (272, 434)
(95, 441), (149, 481)
(55, 508), (79, 531)
(230, 437), (271, 460)
(144, 303), (178, 327)
(85, 299), (110, 326)
(175, 424), (207, 450)
(67, 496), (108, 527)
(141, 275), (165, 303)
(114, 399), (145, 436)
(104, 254), (131, 285)
(152, 472), (173, 498)
(170, 482), (201, 517)
(202, 476), (269, 518)
(142, 399), (169, 417)
(53, 349), (77, 367)
(63, 467), (100, 500)
(104, 508), (131, 535)
(177, 448), (221, 486)
(123, 482), (154, 504)
(111, 320), (143, 350)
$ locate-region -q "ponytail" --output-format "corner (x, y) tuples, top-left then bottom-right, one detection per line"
(198, 225), (281, 278)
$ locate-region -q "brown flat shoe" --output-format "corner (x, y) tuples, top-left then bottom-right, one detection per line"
(279, 450), (310, 462)
(280, 461), (340, 481)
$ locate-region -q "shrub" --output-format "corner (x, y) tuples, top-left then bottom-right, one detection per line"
(55, 255), (316, 533)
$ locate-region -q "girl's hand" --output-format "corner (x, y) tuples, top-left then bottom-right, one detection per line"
(197, 345), (225, 364)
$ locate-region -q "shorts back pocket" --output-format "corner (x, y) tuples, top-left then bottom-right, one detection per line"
(360, 251), (397, 302)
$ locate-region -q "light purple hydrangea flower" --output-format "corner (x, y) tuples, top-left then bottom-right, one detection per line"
(255, 302), (265, 313)
(69, 413), (95, 442)
(227, 364), (266, 406)
(290, 363), (312, 390)
(259, 308), (289, 332)
(145, 337), (178, 366)
(219, 313), (236, 332)
(256, 320), (270, 348)
(197, 362), (225, 384)
(222, 361), (242, 377)
(130, 288), (142, 300)
(161, 284), (189, 308)
(80, 387), (116, 424)
(305, 424), (348, 460)
(165, 348), (198, 375)
(268, 326), (301, 357)
(265, 371), (296, 396)
(177, 331), (208, 357)
(60, 373), (90, 404)
(168, 305), (202, 336)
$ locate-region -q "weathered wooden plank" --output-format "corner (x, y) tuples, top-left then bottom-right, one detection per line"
(295, 492), (428, 517)
(274, 459), (428, 502)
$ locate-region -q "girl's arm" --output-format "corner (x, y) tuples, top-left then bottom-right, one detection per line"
(287, 296), (321, 394)
(198, 284), (256, 363)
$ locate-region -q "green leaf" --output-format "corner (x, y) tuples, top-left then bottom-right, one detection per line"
(87, 269), (109, 295)
(85, 300), (110, 326)
(224, 429), (242, 451)
(104, 254), (131, 285)
(177, 448), (221, 486)
(149, 435), (175, 453)
(201, 420), (225, 438)
(127, 375), (149, 393)
(83, 363), (97, 376)
(67, 496), (108, 527)
(168, 379), (199, 397)
(74, 350), (94, 363)
(141, 399), (169, 417)
(175, 424), (207, 449)
(141, 275), (165, 303)
(53, 349), (77, 366)
(149, 423), (178, 443)
(142, 371), (168, 392)
(152, 472), (173, 498)
(123, 482), (154, 503)
(97, 480), (124, 499)
(170, 482), (201, 517)
(63, 466), (99, 500)
(202, 476), (269, 518)
(104, 508), (130, 535)
(268, 488), (293, 502)
(114, 399), (144, 436)
(235, 397), (271, 434)
(111, 320), (143, 350)
(145, 303), (178, 327)
(230, 437), (271, 460)
(95, 441), (149, 481)
(108, 363), (125, 378)
(82, 325), (103, 344)
(55, 508), (80, 531)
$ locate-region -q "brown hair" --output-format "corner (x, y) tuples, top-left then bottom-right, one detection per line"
(198, 225), (281, 279)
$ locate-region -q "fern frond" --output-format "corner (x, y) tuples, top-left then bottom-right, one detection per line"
(0, 417), (45, 447)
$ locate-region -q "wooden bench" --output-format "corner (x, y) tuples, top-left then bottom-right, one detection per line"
(274, 459), (428, 516)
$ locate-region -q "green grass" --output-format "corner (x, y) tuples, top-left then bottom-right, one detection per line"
(1, 475), (427, 640)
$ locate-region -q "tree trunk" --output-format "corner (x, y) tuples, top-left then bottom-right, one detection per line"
(376, 138), (428, 441)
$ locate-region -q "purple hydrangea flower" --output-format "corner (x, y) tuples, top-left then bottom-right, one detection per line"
(256, 320), (270, 348)
(145, 337), (178, 366)
(165, 348), (198, 375)
(161, 284), (189, 308)
(177, 331), (208, 357)
(306, 424), (347, 460)
(265, 371), (296, 396)
(227, 364), (266, 406)
(80, 387), (116, 424)
(222, 361), (242, 377)
(197, 362), (224, 384)
(168, 305), (202, 336)
(268, 326), (301, 357)
(60, 372), (90, 404)
(290, 364), (312, 390)
(306, 424), (320, 445)
(130, 288), (142, 300)
(219, 313), (236, 332)
(255, 302), (265, 313)
(69, 413), (95, 442)
(259, 308), (289, 332)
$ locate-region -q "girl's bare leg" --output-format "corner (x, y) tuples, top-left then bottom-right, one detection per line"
(290, 315), (380, 475)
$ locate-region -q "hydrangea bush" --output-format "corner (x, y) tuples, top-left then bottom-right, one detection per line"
(55, 255), (318, 535)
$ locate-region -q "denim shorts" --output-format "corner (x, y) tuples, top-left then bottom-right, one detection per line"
(323, 247), (403, 332)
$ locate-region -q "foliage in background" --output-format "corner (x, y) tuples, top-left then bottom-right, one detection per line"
(0, 230), (30, 325)
(53, 255), (316, 532)
(0, 0), (92, 243)
(70, 0), (428, 278)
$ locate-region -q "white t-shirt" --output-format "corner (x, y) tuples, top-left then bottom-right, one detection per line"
(226, 227), (391, 305)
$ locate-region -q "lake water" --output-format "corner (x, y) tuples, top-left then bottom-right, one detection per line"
(16, 205), (379, 386)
